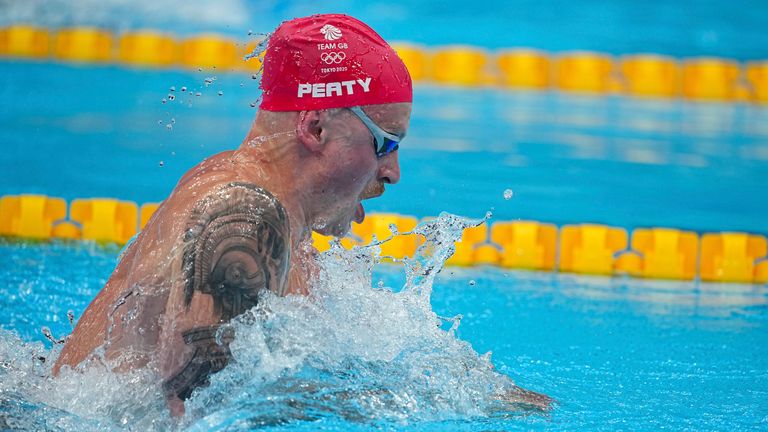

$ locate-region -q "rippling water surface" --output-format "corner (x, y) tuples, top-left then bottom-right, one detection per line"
(1, 213), (767, 430)
(1, 21), (767, 430)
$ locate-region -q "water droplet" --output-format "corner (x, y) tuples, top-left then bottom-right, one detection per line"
(217, 91), (224, 96)
(195, 92), (202, 97)
(167, 94), (175, 101)
(181, 86), (187, 92)
(171, 151), (176, 156)
(485, 210), (493, 220)
(198, 67), (203, 72)
(251, 74), (258, 80)
(166, 123), (173, 131)
(161, 98), (167, 104)
(248, 30), (253, 36)
(249, 102), (257, 108)
(377, 280), (384, 288)
(503, 189), (514, 200)
(158, 160), (164, 167)
(169, 86), (176, 92)
(157, 120), (163, 125)
(469, 280), (476, 286)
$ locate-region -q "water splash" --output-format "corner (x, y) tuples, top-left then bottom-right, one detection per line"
(0, 213), (544, 430)
(243, 35), (270, 64)
(402, 212), (487, 302)
(243, 130), (296, 148)
(182, 213), (535, 427)
(0, 329), (171, 430)
(242, 35), (270, 110)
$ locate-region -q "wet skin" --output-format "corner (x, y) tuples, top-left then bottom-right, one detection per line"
(52, 101), (551, 414)
(53, 103), (411, 416)
(53, 162), (298, 415)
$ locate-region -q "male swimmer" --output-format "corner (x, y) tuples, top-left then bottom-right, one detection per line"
(53, 14), (549, 416)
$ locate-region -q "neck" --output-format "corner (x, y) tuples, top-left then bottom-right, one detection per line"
(234, 127), (313, 247)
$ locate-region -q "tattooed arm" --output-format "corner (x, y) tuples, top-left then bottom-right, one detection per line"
(159, 183), (290, 414)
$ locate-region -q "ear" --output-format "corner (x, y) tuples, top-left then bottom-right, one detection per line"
(296, 110), (324, 153)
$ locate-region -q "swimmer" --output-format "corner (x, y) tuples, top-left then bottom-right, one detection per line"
(53, 14), (411, 416)
(53, 14), (550, 416)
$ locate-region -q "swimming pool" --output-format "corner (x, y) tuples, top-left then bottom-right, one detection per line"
(2, 62), (767, 232)
(2, 12), (768, 431)
(2, 237), (767, 430)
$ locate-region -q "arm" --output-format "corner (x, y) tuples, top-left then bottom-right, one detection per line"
(158, 183), (290, 414)
(502, 386), (554, 412)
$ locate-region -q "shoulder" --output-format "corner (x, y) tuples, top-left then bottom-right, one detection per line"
(181, 182), (291, 315)
(186, 182), (288, 231)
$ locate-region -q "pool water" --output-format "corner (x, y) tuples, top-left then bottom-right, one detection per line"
(2, 21), (768, 431)
(3, 0), (768, 59)
(2, 62), (767, 233)
(1, 229), (767, 430)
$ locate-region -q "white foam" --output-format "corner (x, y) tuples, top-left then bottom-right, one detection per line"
(1, 213), (533, 429)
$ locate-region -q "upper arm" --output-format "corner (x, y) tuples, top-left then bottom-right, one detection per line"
(181, 182), (291, 320)
(160, 182), (290, 403)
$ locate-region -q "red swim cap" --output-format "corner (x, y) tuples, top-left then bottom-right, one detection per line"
(259, 14), (412, 111)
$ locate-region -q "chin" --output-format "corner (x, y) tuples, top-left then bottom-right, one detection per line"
(315, 218), (352, 238)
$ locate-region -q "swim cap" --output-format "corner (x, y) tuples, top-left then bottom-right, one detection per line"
(259, 14), (412, 111)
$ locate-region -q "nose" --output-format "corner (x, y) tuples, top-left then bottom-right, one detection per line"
(378, 150), (400, 185)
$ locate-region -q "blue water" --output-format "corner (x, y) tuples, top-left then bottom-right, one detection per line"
(1, 241), (767, 430)
(2, 4), (768, 428)
(1, 62), (767, 234)
(2, 0), (767, 59)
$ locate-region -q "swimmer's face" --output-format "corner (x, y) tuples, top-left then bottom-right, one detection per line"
(313, 102), (411, 237)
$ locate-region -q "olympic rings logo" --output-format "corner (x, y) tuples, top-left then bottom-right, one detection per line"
(320, 52), (346, 64)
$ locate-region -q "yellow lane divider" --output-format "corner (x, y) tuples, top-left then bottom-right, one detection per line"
(560, 224), (626, 275)
(497, 49), (551, 90)
(180, 34), (238, 70)
(0, 194), (66, 239)
(620, 54), (680, 98)
(555, 51), (618, 94)
(1, 25), (767, 104)
(1, 194), (766, 285)
(118, 30), (178, 68)
(52, 27), (113, 63)
(682, 58), (744, 101)
(431, 46), (494, 86)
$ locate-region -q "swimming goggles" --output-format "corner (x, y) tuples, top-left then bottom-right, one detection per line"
(347, 106), (402, 158)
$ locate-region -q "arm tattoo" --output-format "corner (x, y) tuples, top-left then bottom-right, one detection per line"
(164, 183), (290, 400)
(181, 182), (290, 320)
(162, 326), (234, 400)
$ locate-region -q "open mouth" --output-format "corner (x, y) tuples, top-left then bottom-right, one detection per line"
(354, 202), (365, 224)
(355, 183), (385, 224)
